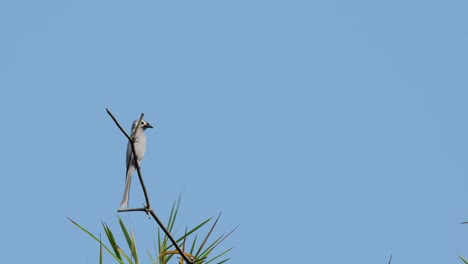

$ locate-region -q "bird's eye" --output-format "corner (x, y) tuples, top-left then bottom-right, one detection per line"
(141, 121), (145, 125)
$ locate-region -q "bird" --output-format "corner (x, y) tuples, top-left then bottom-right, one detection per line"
(119, 119), (153, 209)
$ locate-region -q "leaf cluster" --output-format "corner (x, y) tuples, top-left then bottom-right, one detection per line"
(69, 197), (237, 264)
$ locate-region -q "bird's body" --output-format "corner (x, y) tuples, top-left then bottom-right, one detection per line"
(119, 119), (153, 209)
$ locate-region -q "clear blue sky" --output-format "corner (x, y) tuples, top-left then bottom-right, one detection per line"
(2, 1), (468, 263)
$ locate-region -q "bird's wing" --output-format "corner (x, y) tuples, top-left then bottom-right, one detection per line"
(125, 140), (134, 178)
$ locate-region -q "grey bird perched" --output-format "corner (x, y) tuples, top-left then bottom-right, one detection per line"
(119, 119), (153, 209)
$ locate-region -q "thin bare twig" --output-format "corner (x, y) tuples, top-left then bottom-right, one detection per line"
(106, 108), (132, 141)
(106, 108), (194, 264)
(117, 207), (148, 213)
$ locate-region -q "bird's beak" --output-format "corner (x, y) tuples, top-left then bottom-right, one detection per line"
(146, 123), (154, 129)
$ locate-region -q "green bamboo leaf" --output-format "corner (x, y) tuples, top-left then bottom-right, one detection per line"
(157, 229), (161, 252)
(157, 229), (164, 257)
(99, 234), (103, 264)
(199, 224), (238, 259)
(204, 247), (235, 264)
(168, 194), (182, 233)
(199, 230), (237, 261)
(118, 217), (139, 263)
(157, 228), (167, 264)
(182, 227), (188, 259)
(117, 246), (133, 264)
(147, 249), (156, 264)
(102, 222), (122, 260)
(176, 217), (212, 245)
(215, 258), (231, 264)
(167, 200), (177, 231)
(130, 229), (139, 264)
(210, 225), (239, 251)
(158, 228), (174, 264)
(67, 217), (122, 263)
(161, 212), (174, 253)
(190, 234), (198, 254)
(199, 249), (212, 261)
(198, 232), (226, 258)
(152, 237), (160, 264)
(460, 256), (468, 264)
(118, 216), (133, 252)
(163, 197), (181, 253)
(196, 213), (221, 257)
(199, 238), (220, 259)
(161, 216), (211, 257)
(161, 216), (211, 255)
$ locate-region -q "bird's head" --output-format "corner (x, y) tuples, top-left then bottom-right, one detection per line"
(132, 119), (153, 131)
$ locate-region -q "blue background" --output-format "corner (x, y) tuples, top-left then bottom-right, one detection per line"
(2, 1), (468, 263)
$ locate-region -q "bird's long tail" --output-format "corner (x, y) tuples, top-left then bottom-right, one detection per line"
(119, 165), (135, 209)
